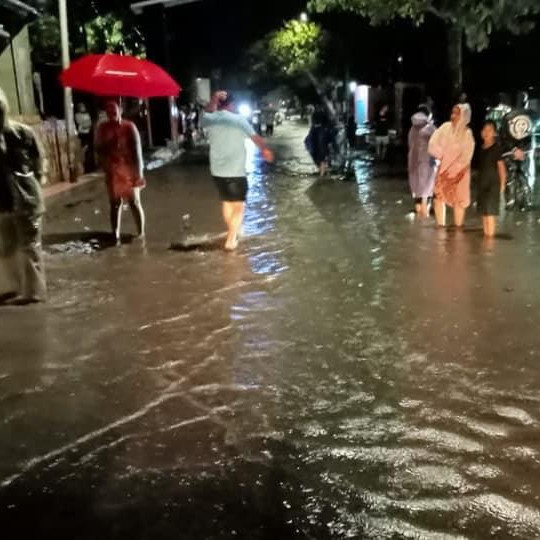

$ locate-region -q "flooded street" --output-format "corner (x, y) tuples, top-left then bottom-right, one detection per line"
(2, 123), (540, 538)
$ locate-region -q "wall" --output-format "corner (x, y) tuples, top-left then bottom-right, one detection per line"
(0, 25), (36, 116)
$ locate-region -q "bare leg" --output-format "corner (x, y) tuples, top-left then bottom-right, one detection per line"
(434, 198), (446, 226)
(222, 201), (234, 230)
(319, 161), (328, 177)
(453, 206), (466, 227)
(225, 202), (245, 251)
(484, 215), (496, 237)
(128, 187), (145, 238)
(110, 199), (122, 243)
(420, 198), (430, 218)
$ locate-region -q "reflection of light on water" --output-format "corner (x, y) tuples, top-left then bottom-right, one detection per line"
(529, 133), (536, 189)
(242, 143), (285, 275)
(354, 160), (375, 213)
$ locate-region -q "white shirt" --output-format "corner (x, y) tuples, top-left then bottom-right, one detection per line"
(202, 111), (255, 178)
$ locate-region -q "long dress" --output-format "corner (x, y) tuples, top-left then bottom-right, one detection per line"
(305, 110), (331, 166)
(408, 112), (436, 199)
(428, 104), (475, 208)
(96, 120), (144, 201)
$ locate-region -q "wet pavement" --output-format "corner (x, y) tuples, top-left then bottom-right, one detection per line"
(2, 123), (540, 538)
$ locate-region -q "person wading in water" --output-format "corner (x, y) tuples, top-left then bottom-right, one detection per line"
(95, 100), (145, 244)
(202, 91), (274, 251)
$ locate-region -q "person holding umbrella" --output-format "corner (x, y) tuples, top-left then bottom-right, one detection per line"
(60, 53), (183, 244)
(95, 100), (145, 244)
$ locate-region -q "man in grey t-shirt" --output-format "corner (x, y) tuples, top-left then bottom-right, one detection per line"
(202, 91), (273, 251)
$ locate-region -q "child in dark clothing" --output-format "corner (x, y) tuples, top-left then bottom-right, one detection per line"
(477, 121), (507, 237)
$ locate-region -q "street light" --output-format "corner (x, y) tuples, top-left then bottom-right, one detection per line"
(300, 12), (309, 22)
(349, 81), (358, 94)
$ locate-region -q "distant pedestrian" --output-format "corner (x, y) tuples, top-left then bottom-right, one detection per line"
(95, 100), (145, 244)
(408, 105), (436, 217)
(75, 102), (93, 172)
(202, 91), (274, 251)
(75, 103), (92, 142)
(0, 88), (47, 305)
(305, 106), (331, 176)
(262, 105), (276, 137)
(346, 115), (357, 150)
(477, 121), (507, 237)
(375, 105), (390, 160)
(428, 104), (475, 227)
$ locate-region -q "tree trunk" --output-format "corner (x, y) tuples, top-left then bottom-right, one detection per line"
(447, 24), (463, 99)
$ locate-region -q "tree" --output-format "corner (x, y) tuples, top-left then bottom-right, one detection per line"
(29, 0), (145, 65)
(29, 15), (61, 65)
(85, 14), (145, 57)
(309, 0), (540, 94)
(267, 19), (338, 117)
(269, 20), (325, 77)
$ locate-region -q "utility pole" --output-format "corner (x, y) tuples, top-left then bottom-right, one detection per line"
(58, 0), (75, 181)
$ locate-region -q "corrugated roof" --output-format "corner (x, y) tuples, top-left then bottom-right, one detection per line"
(130, 0), (202, 15)
(1, 0), (40, 18)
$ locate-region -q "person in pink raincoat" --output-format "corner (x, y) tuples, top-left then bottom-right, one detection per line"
(408, 105), (436, 217)
(428, 103), (475, 227)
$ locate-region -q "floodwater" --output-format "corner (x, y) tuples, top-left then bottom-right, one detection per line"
(2, 124), (540, 538)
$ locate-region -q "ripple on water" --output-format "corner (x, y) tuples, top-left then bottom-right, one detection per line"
(401, 428), (484, 454)
(493, 405), (538, 426)
(361, 515), (469, 540)
(469, 494), (540, 537)
(390, 465), (475, 495)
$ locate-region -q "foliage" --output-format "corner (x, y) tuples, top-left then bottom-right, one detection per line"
(29, 15), (61, 64)
(309, 0), (540, 51)
(29, 0), (145, 65)
(268, 20), (325, 76)
(85, 14), (145, 57)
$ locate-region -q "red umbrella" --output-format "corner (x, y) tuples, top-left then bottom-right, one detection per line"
(60, 54), (181, 98)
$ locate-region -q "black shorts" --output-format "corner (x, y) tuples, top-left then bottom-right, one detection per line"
(213, 177), (248, 202)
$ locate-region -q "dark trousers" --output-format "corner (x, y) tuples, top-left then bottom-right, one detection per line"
(0, 213), (46, 300)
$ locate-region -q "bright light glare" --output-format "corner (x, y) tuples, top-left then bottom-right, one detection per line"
(349, 81), (358, 93)
(300, 12), (308, 22)
(239, 103), (252, 117)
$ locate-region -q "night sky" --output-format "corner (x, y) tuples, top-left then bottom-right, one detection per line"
(147, 0), (540, 104)
(11, 0), (540, 109)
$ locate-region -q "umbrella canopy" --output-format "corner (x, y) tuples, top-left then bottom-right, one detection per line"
(60, 54), (181, 98)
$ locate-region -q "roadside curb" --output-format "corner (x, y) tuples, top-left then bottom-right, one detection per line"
(44, 173), (103, 215)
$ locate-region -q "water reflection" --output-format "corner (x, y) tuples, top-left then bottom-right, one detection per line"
(2, 126), (540, 537)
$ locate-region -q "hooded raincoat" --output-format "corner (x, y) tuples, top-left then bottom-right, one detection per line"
(428, 104), (475, 208)
(408, 112), (436, 199)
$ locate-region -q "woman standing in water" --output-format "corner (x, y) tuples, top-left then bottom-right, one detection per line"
(428, 104), (475, 227)
(477, 121), (507, 237)
(95, 100), (145, 244)
(408, 105), (436, 217)
(305, 106), (331, 176)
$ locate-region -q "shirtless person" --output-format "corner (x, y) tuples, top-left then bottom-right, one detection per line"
(202, 91), (274, 251)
